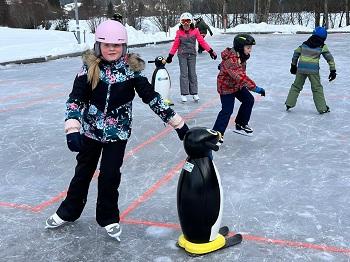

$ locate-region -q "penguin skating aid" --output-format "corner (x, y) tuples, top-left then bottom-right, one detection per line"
(148, 56), (174, 106)
(176, 127), (242, 256)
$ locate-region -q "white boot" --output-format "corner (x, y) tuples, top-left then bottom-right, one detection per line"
(45, 213), (67, 229)
(105, 223), (122, 241)
(181, 95), (187, 102)
(193, 94), (200, 102)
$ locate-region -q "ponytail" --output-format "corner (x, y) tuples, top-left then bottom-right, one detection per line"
(87, 57), (101, 90)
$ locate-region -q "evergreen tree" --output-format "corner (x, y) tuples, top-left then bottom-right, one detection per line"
(107, 1), (114, 18)
(80, 0), (102, 19)
(48, 0), (61, 9)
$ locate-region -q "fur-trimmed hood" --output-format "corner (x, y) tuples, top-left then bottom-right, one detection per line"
(82, 50), (145, 72)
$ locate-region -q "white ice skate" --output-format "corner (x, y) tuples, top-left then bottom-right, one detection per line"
(45, 213), (68, 229)
(105, 223), (122, 241)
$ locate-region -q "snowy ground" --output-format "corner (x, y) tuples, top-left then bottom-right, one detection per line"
(1, 22), (349, 64)
(0, 33), (350, 261)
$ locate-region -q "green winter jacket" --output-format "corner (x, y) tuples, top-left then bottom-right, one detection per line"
(292, 43), (335, 74)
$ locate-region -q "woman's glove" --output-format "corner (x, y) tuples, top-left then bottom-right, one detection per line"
(208, 49), (217, 60)
(166, 54), (174, 63)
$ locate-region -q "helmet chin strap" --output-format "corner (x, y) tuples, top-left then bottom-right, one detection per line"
(94, 42), (101, 57)
(234, 48), (250, 63)
(122, 44), (127, 56)
(239, 51), (250, 62)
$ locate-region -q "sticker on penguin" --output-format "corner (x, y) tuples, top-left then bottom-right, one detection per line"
(148, 56), (174, 106)
(176, 127), (242, 256)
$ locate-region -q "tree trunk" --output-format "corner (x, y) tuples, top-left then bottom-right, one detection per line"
(346, 0), (350, 26)
(263, 0), (271, 23)
(323, 0), (328, 28)
(256, 0), (261, 23)
(223, 0), (228, 32)
(253, 0), (257, 23)
(0, 0), (10, 26)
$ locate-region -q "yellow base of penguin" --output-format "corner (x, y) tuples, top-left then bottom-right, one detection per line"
(164, 98), (174, 106)
(177, 234), (226, 255)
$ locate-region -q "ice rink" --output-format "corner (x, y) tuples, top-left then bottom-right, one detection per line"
(0, 33), (350, 261)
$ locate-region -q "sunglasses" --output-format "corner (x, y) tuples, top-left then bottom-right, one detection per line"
(181, 19), (192, 25)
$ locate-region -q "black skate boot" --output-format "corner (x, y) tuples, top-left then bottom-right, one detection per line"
(319, 106), (330, 114)
(234, 123), (253, 136)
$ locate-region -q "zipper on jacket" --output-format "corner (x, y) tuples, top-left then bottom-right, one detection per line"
(102, 83), (111, 142)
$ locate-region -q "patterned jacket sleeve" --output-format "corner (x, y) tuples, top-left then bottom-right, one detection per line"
(321, 44), (336, 71)
(292, 46), (302, 65)
(65, 65), (90, 122)
(223, 58), (256, 91)
(133, 75), (176, 124)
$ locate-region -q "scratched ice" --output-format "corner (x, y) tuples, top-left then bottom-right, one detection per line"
(0, 34), (349, 261)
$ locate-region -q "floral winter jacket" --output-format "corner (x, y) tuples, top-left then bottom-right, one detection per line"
(217, 48), (256, 95)
(65, 52), (182, 143)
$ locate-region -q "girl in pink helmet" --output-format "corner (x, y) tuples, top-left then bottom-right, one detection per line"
(166, 12), (217, 103)
(45, 20), (189, 240)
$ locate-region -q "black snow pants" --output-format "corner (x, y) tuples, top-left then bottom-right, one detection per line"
(57, 136), (127, 227)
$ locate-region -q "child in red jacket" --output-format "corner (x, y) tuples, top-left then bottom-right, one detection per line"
(166, 12), (217, 103)
(213, 34), (265, 142)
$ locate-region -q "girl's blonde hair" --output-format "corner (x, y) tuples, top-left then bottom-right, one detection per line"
(82, 50), (144, 90)
(87, 56), (101, 90)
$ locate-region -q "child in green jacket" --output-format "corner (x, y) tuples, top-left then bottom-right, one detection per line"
(285, 27), (336, 114)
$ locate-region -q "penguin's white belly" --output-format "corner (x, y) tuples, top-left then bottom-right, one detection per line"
(154, 69), (171, 100)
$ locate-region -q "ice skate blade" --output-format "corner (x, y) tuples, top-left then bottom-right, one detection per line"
(233, 129), (253, 137)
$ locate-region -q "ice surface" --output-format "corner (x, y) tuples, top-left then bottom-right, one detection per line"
(0, 33), (349, 261)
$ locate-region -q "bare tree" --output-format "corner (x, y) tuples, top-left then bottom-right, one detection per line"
(9, 0), (48, 28)
(151, 0), (188, 32)
(87, 17), (106, 33)
(0, 0), (10, 26)
(346, 0), (350, 25)
(80, 0), (103, 19)
(223, 0), (228, 31)
(256, 0), (262, 22)
(323, 0), (329, 28)
(313, 0), (322, 27)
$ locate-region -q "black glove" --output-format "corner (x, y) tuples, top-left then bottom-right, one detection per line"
(166, 54), (174, 64)
(290, 64), (297, 75)
(175, 123), (189, 141)
(208, 49), (217, 60)
(66, 132), (82, 152)
(328, 70), (336, 82)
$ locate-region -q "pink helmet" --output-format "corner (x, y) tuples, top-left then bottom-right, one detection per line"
(95, 20), (128, 44)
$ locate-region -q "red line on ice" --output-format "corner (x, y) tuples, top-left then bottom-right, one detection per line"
(0, 99), (217, 211)
(121, 219), (350, 255)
